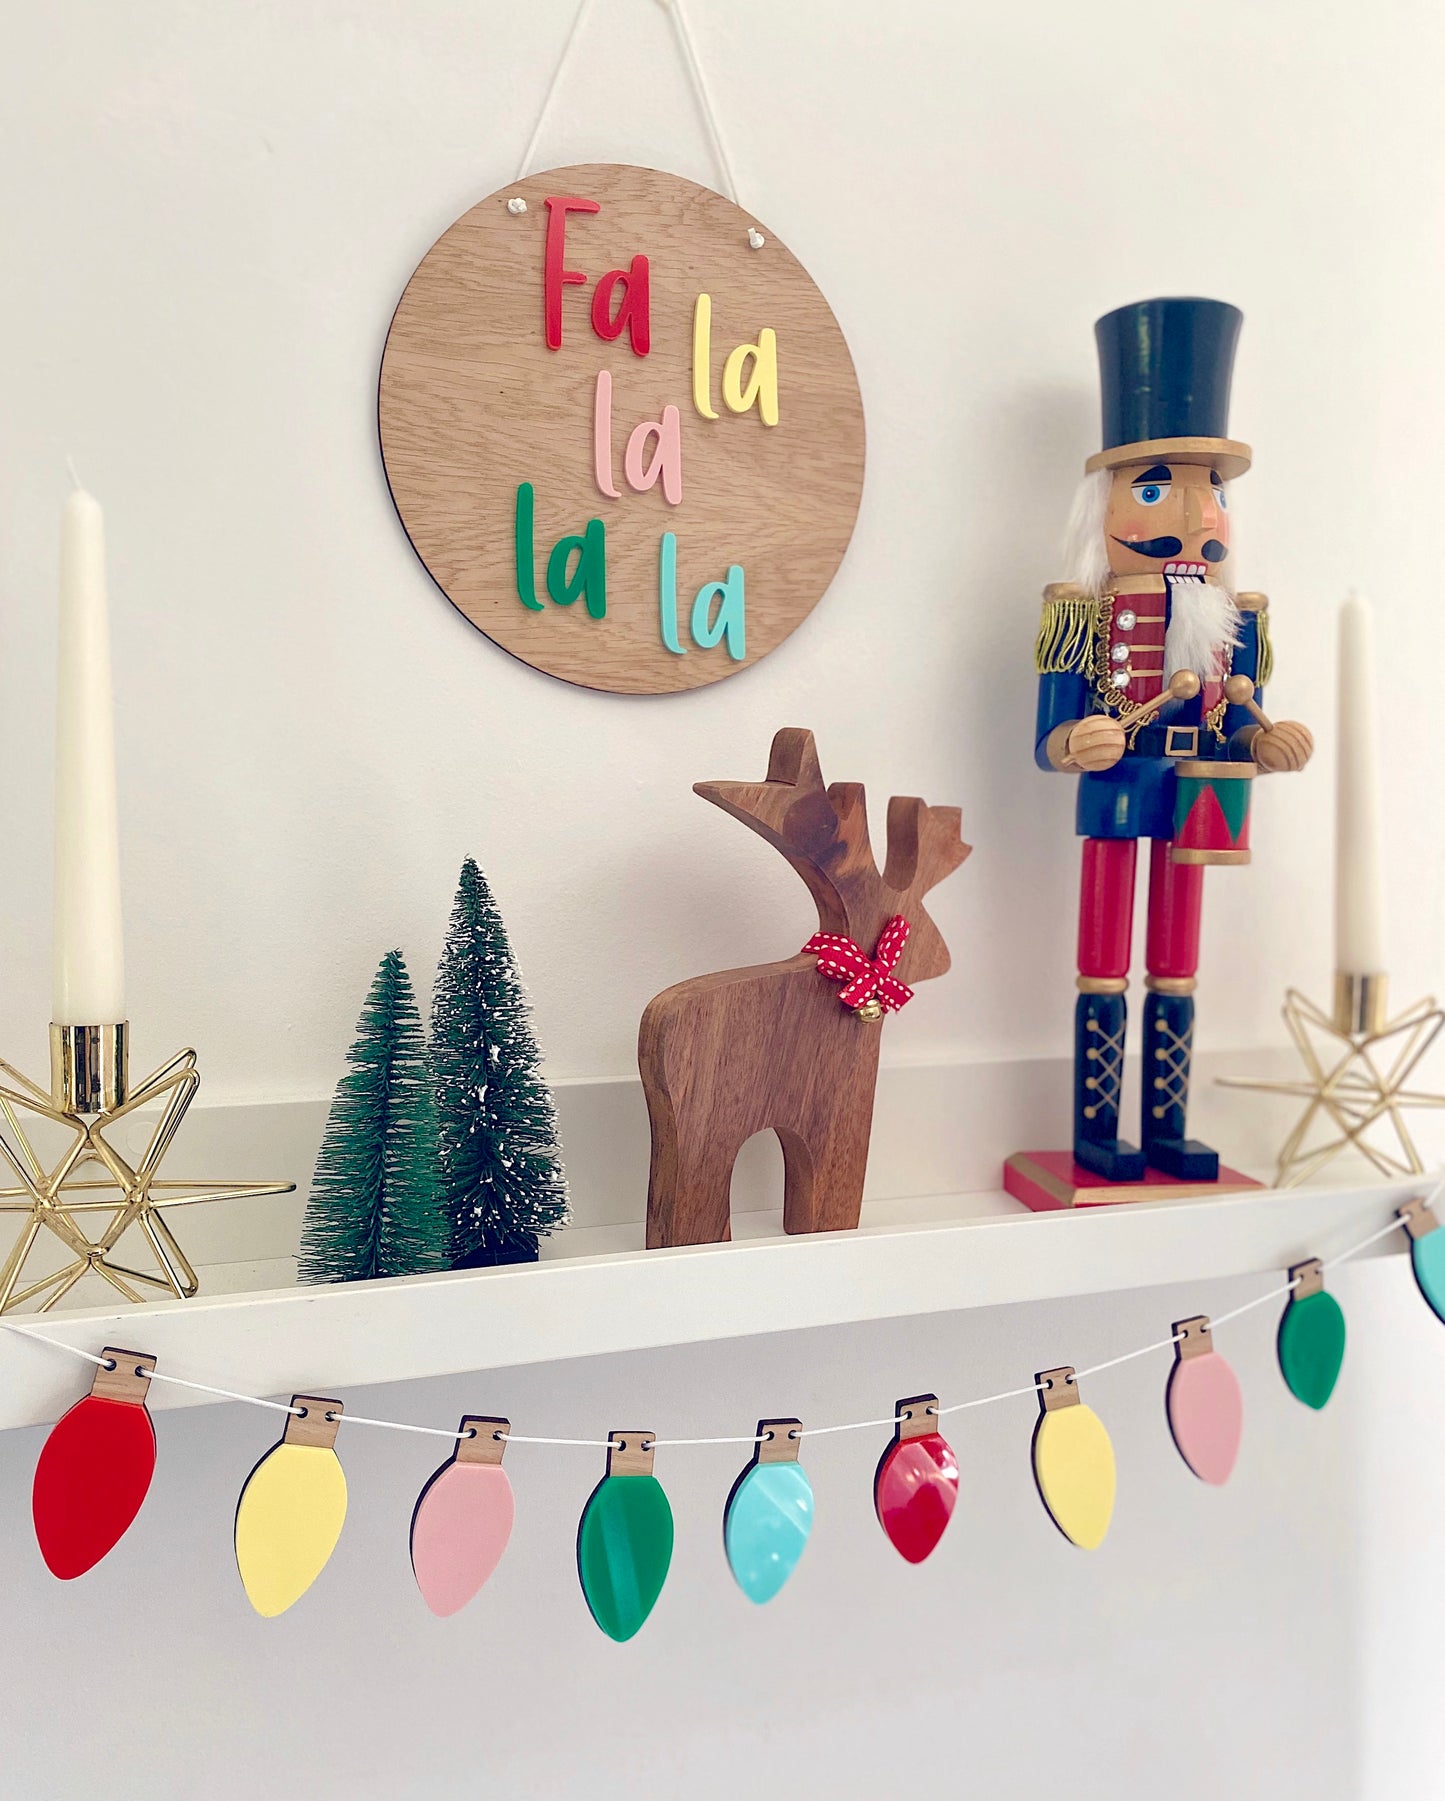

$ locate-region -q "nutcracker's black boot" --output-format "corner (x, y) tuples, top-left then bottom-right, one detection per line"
(1142, 989), (1219, 1181)
(1073, 990), (1146, 1182)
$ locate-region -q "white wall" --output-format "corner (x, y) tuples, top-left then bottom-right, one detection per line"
(2, 0), (1441, 1094)
(0, 1262), (1416, 1801)
(1, 2), (1443, 1796)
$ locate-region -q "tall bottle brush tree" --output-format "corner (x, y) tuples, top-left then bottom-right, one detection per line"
(433, 858), (569, 1266)
(299, 949), (450, 1284)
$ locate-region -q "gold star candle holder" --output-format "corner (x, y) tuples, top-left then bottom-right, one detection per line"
(1220, 973), (1445, 1188)
(0, 1023), (294, 1315)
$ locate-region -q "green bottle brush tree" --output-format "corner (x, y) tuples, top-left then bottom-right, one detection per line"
(432, 858), (570, 1267)
(299, 949), (450, 1284)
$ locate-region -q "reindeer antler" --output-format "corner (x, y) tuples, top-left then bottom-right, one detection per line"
(874, 799), (971, 983)
(883, 799), (970, 894)
(695, 728), (836, 856)
(694, 729), (873, 935)
(763, 728), (825, 791)
(692, 731), (970, 962)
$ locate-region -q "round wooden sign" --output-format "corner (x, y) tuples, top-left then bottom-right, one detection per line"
(379, 164), (866, 695)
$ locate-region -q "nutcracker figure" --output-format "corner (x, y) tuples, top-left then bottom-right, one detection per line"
(1007, 298), (1313, 1208)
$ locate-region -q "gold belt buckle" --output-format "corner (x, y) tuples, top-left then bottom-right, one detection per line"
(1164, 725), (1199, 757)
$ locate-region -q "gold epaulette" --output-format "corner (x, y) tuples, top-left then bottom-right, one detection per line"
(1237, 591), (1272, 687)
(1034, 583), (1096, 676)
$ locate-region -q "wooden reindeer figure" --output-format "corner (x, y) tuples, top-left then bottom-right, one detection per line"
(641, 728), (970, 1248)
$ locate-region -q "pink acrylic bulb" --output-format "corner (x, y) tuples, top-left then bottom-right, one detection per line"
(1166, 1317), (1243, 1486)
(410, 1417), (515, 1617)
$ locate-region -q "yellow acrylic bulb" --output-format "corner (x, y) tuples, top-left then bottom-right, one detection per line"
(1031, 1367), (1115, 1550)
(234, 1396), (348, 1617)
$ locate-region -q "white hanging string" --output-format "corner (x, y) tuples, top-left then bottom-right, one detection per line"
(515, 0), (599, 183)
(1070, 1331), (1191, 1384)
(1323, 1210), (1409, 1265)
(657, 0), (742, 204)
(793, 1411), (915, 1440)
(496, 1431), (615, 1448)
(7, 1323), (112, 1370)
(1204, 1276), (1301, 1332)
(641, 1430), (769, 1448)
(147, 1370), (302, 1417)
(0, 1197), (1429, 1449)
(938, 1379), (1048, 1416)
(513, 0), (745, 212)
(326, 1409), (466, 1439)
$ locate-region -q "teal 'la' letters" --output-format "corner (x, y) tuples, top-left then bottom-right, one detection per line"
(658, 532), (684, 654)
(691, 566), (746, 662)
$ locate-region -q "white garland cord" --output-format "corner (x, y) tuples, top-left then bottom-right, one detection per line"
(0, 1193), (1433, 1450)
(515, 0), (743, 207)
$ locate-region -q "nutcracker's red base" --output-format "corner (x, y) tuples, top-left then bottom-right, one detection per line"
(1004, 1150), (1263, 1211)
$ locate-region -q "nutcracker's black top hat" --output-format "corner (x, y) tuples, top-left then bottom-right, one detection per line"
(1085, 296), (1251, 479)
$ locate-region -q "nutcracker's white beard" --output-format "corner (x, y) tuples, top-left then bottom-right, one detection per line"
(1059, 469), (1240, 677)
(1163, 577), (1241, 682)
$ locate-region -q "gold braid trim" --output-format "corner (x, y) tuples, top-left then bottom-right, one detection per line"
(1255, 606), (1274, 688)
(1034, 588), (1096, 675)
(1237, 591), (1273, 687)
(1091, 595), (1127, 721)
(1205, 689), (1229, 743)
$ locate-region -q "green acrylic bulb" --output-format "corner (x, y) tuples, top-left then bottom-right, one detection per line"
(1277, 1259), (1346, 1409)
(577, 1433), (674, 1642)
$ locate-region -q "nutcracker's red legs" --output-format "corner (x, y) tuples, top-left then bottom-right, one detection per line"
(1074, 839), (1146, 1181)
(1078, 838), (1136, 981)
(1146, 843), (1202, 982)
(1142, 842), (1217, 1180)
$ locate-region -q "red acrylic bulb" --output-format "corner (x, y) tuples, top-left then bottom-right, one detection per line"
(874, 1393), (958, 1564)
(33, 1349), (157, 1579)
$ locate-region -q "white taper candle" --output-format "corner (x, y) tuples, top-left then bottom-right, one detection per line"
(51, 486), (126, 1024)
(1334, 593), (1386, 975)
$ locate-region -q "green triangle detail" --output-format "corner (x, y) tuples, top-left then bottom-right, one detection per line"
(1216, 776), (1252, 841)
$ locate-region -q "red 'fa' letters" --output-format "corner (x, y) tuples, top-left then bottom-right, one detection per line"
(543, 196), (601, 350)
(590, 257), (651, 358)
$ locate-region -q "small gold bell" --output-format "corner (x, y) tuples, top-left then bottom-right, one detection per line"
(855, 997), (884, 1023)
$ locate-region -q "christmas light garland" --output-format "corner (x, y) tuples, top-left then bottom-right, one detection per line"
(5, 1193), (1442, 1637)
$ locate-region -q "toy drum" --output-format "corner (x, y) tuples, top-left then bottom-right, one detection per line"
(1171, 760), (1254, 865)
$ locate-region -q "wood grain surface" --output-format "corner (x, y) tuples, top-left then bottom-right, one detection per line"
(379, 164), (866, 694)
(282, 1395), (343, 1450)
(641, 729), (969, 1246)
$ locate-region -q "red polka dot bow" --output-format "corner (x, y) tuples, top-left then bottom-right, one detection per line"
(801, 916), (914, 1014)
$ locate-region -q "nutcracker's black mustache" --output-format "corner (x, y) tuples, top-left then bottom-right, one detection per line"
(1113, 534), (1182, 558)
(1110, 534), (1230, 563)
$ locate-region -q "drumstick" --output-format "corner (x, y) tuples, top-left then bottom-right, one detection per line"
(1223, 673), (1274, 731)
(1126, 669), (1201, 729)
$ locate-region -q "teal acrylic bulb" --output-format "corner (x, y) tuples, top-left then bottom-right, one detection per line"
(1401, 1200), (1445, 1325)
(1411, 1229), (1445, 1322)
(724, 1421), (813, 1605)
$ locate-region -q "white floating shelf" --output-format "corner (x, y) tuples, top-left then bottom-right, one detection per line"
(0, 1178), (1423, 1434)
